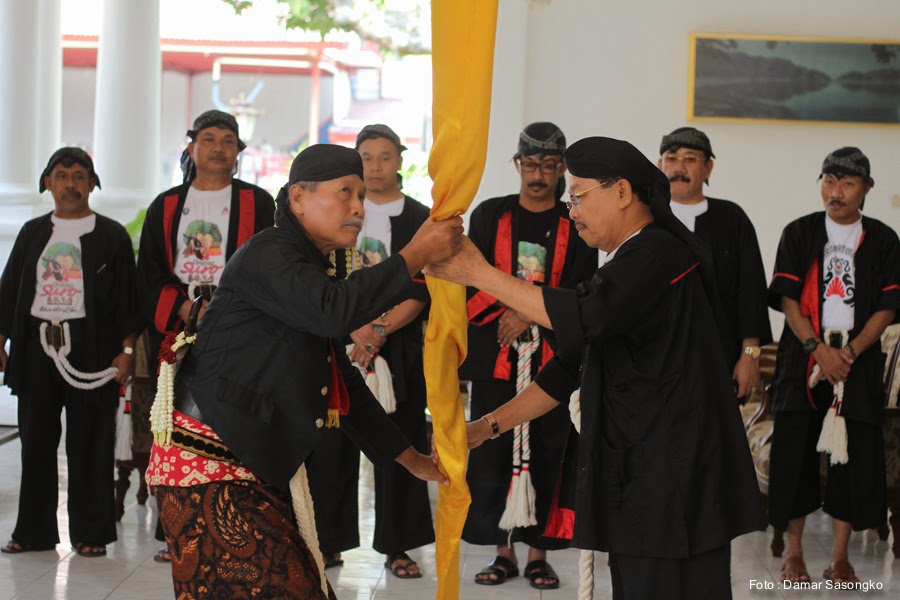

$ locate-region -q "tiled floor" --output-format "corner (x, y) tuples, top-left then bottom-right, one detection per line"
(0, 433), (897, 599)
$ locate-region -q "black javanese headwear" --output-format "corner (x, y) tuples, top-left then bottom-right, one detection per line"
(659, 126), (715, 158)
(39, 147), (101, 192)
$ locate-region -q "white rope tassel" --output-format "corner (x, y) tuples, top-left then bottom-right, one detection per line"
(289, 464), (328, 596)
(812, 329), (850, 465)
(568, 389), (596, 599)
(346, 345), (396, 414)
(499, 325), (540, 531)
(39, 322), (118, 390)
(114, 384), (133, 462)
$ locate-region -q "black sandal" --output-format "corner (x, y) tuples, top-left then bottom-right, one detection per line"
(524, 559), (559, 590)
(384, 552), (423, 579)
(324, 553), (344, 570)
(73, 543), (107, 558)
(475, 555), (519, 585)
(0, 540), (53, 554)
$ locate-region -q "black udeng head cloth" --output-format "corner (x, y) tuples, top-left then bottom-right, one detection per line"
(515, 122), (566, 159)
(659, 126), (715, 158)
(39, 147), (101, 192)
(820, 146), (874, 187)
(180, 109), (247, 183)
(274, 144), (365, 218)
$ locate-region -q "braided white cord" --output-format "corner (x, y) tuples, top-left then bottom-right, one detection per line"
(289, 464), (328, 596)
(39, 322), (119, 390)
(569, 389), (595, 599)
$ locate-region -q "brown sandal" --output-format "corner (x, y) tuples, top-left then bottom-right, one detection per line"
(823, 559), (859, 583)
(780, 556), (809, 582)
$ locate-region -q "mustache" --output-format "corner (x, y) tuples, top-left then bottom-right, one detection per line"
(527, 181), (548, 188)
(62, 189), (82, 200)
(342, 218), (364, 228)
(669, 175), (690, 183)
(208, 153), (227, 161)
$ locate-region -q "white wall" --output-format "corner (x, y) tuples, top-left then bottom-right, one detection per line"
(480, 0), (900, 338)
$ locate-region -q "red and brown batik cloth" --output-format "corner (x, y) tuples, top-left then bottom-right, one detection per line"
(147, 410), (336, 600)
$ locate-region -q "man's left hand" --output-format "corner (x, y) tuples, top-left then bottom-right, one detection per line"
(424, 236), (488, 286)
(732, 353), (760, 401)
(497, 309), (530, 347)
(111, 352), (135, 385)
(396, 447), (449, 487)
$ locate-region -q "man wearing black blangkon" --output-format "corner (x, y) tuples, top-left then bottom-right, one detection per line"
(147, 144), (461, 599)
(428, 136), (764, 600)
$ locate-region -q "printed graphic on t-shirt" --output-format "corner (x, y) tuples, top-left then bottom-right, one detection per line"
(823, 250), (855, 307)
(179, 220), (225, 283)
(359, 237), (389, 267)
(37, 243), (83, 311)
(517, 241), (547, 283)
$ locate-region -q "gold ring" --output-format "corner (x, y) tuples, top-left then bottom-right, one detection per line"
(365, 343), (373, 351)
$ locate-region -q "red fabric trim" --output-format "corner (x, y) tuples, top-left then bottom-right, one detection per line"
(411, 277), (426, 284)
(773, 272), (801, 283)
(236, 188), (255, 248)
(883, 284), (900, 292)
(467, 290), (499, 322)
(494, 211), (513, 273)
(543, 475), (575, 540)
(669, 262), (700, 285)
(155, 285), (182, 333)
(541, 339), (553, 368)
(549, 217), (570, 288)
(328, 344), (350, 416)
(857, 229), (866, 249)
(493, 346), (512, 380)
(162, 193), (179, 268)
(799, 259), (820, 408)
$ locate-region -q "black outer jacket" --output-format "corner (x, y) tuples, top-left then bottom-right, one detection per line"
(0, 213), (142, 395)
(179, 208), (414, 492)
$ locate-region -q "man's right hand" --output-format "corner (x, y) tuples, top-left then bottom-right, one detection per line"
(399, 216), (464, 275)
(177, 299), (207, 325)
(811, 344), (853, 385)
(497, 309), (530, 347)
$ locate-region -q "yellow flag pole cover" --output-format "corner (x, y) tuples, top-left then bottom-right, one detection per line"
(425, 1), (498, 598)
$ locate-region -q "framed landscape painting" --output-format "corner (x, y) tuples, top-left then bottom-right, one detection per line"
(688, 33), (900, 126)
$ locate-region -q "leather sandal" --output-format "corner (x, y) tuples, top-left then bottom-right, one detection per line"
(475, 555), (519, 585)
(524, 559), (560, 590)
(823, 559), (859, 583)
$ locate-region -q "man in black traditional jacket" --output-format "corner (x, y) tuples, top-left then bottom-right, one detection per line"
(149, 144), (461, 599)
(767, 147), (899, 585)
(306, 124), (435, 578)
(428, 136), (764, 600)
(658, 127), (771, 398)
(0, 148), (141, 557)
(136, 109), (274, 560)
(461, 122), (597, 590)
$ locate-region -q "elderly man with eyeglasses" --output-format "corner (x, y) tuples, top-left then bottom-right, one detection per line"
(459, 122), (597, 589)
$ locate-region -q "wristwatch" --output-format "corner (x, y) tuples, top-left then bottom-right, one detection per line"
(742, 345), (761, 360)
(802, 337), (820, 354)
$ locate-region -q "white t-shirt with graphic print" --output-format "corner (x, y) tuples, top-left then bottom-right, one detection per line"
(356, 196), (405, 268)
(173, 185), (231, 286)
(31, 214), (97, 321)
(821, 214), (863, 331)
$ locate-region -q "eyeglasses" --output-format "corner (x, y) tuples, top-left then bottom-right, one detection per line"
(661, 154), (704, 167)
(517, 159), (563, 174)
(565, 179), (618, 211)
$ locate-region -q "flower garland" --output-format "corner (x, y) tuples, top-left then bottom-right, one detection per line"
(149, 330), (197, 447)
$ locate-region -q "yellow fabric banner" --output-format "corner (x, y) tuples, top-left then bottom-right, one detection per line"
(426, 1), (498, 598)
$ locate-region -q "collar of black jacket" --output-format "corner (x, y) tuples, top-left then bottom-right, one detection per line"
(273, 195), (333, 271)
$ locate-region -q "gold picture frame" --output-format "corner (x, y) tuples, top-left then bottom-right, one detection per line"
(688, 33), (900, 127)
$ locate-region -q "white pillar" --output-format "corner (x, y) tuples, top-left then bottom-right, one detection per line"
(0, 0), (41, 250)
(91, 0), (161, 225)
(35, 0), (63, 217)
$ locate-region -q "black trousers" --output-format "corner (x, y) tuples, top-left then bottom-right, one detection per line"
(12, 321), (118, 548)
(609, 544), (732, 600)
(372, 385), (434, 555)
(307, 427), (362, 555)
(462, 378), (570, 549)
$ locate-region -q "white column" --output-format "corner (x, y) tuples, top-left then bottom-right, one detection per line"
(91, 0), (161, 225)
(473, 0), (528, 210)
(35, 0), (63, 217)
(0, 0), (41, 252)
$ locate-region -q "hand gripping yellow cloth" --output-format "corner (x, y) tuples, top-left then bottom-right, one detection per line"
(426, 1), (498, 598)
